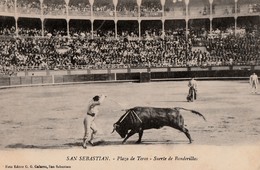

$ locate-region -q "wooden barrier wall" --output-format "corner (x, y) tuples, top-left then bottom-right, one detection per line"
(0, 67), (259, 87)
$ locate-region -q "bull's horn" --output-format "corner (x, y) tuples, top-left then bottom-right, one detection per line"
(111, 129), (115, 133)
(111, 124), (119, 134)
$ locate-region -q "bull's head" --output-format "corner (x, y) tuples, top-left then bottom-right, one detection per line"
(111, 123), (128, 138)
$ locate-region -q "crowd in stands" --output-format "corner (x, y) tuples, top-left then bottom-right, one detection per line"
(43, 2), (66, 15)
(68, 1), (91, 16)
(248, 3), (260, 13)
(0, 24), (259, 76)
(206, 33), (259, 66)
(0, 1), (260, 75)
(17, 0), (40, 14)
(93, 1), (114, 16)
(117, 2), (138, 17)
(0, 26), (15, 36)
(18, 27), (42, 37)
(140, 1), (162, 17)
(0, 0), (14, 12)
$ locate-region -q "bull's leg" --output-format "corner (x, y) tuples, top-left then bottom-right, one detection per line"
(136, 130), (143, 144)
(181, 127), (193, 144)
(174, 115), (193, 143)
(122, 130), (136, 144)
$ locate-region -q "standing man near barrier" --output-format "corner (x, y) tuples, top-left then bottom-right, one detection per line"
(249, 73), (259, 94)
(187, 77), (198, 102)
(83, 94), (106, 149)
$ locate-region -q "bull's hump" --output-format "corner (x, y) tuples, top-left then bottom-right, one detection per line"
(132, 106), (171, 110)
(132, 106), (173, 113)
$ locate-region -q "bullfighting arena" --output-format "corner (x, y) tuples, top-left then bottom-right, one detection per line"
(1, 80), (260, 170)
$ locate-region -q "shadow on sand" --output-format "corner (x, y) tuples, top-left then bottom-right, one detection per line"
(5, 140), (190, 149)
(157, 101), (188, 103)
(5, 143), (68, 149)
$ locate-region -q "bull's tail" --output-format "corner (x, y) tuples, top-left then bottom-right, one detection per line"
(175, 107), (206, 121)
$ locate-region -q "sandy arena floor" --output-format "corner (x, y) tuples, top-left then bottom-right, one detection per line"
(1, 80), (260, 170)
(0, 80), (260, 149)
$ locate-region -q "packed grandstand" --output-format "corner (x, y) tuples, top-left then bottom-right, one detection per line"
(0, 0), (259, 75)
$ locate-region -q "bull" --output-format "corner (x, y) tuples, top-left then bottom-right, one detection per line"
(112, 106), (206, 144)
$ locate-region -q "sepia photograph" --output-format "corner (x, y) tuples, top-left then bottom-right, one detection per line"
(0, 0), (260, 169)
